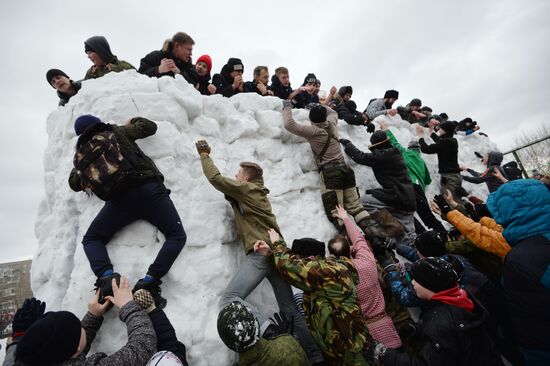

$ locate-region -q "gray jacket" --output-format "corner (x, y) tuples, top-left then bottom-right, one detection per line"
(3, 301), (156, 366)
(365, 98), (387, 120)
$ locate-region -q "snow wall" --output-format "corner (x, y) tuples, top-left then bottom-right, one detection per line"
(32, 70), (497, 365)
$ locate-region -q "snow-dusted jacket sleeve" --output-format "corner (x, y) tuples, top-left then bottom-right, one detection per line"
(446, 209), (511, 260)
(200, 154), (250, 201)
(343, 142), (377, 167)
(282, 106), (317, 138)
(345, 217), (375, 265)
(68, 301), (156, 366)
(365, 99), (386, 120)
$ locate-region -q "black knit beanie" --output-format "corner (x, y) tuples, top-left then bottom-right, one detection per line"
(292, 238), (326, 257)
(309, 105), (327, 123)
(16, 311), (82, 365)
(383, 89), (399, 99)
(415, 230), (447, 257)
(410, 257), (458, 293)
(439, 121), (457, 135)
(46, 69), (69, 87)
(409, 98), (422, 107)
(226, 58), (244, 73)
(302, 73), (317, 86)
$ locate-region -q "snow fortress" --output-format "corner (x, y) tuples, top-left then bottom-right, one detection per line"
(33, 70), (497, 365)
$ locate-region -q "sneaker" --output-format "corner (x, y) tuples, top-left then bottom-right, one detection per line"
(133, 278), (167, 309)
(94, 272), (121, 304)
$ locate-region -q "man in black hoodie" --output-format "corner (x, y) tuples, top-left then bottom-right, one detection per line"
(46, 69), (81, 106)
(340, 131), (417, 242)
(269, 66), (293, 100)
(84, 36), (134, 80)
(417, 122), (464, 202)
(212, 58), (245, 97)
(380, 257), (504, 366)
(462, 151), (508, 193)
(138, 32), (199, 86)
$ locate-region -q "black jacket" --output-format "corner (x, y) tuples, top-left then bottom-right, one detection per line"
(268, 75), (293, 100)
(212, 65), (243, 98)
(292, 91), (319, 109)
(463, 152), (507, 193)
(383, 297), (503, 366)
(197, 73), (211, 95)
(502, 234), (550, 352)
(344, 143), (416, 212)
(335, 101), (365, 126)
(419, 132), (460, 173)
(58, 80), (82, 106)
(138, 45), (199, 85)
(244, 81), (268, 95)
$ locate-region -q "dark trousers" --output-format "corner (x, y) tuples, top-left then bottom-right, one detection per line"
(413, 184), (447, 234)
(149, 309), (189, 366)
(82, 181), (186, 279)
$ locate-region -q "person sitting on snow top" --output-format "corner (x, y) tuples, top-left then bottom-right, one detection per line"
(244, 66), (274, 96)
(195, 54), (215, 95)
(212, 58), (245, 97)
(365, 89), (399, 121)
(397, 98), (429, 125)
(46, 68), (81, 107)
(289, 73), (320, 109)
(83, 36), (134, 80)
(269, 66), (293, 100)
(138, 32), (199, 86)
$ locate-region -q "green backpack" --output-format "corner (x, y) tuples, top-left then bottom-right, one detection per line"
(73, 125), (137, 200)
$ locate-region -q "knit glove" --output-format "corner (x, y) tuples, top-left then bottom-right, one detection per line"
(366, 122), (375, 133)
(433, 194), (452, 215)
(282, 100), (293, 109)
(263, 312), (293, 340)
(195, 140), (211, 155)
(339, 139), (352, 147)
(133, 289), (156, 313)
(12, 298), (46, 337)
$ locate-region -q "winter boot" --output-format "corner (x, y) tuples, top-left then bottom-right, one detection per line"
(94, 272), (121, 304)
(133, 278), (167, 309)
(372, 208), (405, 238)
(133, 289), (156, 313)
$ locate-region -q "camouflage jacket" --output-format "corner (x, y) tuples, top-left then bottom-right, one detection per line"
(237, 336), (310, 366)
(397, 106), (430, 126)
(84, 58), (135, 80)
(272, 240), (373, 365)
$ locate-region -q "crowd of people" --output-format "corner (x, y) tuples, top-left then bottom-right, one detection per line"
(5, 31), (550, 366)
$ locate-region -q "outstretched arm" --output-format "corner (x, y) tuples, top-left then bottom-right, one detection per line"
(199, 154), (249, 201)
(123, 117), (157, 140)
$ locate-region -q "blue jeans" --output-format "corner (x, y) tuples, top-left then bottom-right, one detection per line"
(219, 252), (324, 363)
(82, 181), (186, 279)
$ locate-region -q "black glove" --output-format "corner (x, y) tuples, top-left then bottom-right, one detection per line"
(263, 312), (293, 340)
(195, 140), (211, 155)
(12, 298), (46, 336)
(339, 139), (351, 147)
(366, 122), (375, 133)
(433, 194), (452, 215)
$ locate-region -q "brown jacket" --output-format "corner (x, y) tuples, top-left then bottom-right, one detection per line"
(200, 155), (281, 253)
(283, 105), (344, 168)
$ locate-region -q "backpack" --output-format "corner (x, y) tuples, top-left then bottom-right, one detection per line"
(73, 125), (138, 200)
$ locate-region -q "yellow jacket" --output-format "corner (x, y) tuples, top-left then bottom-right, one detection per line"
(446, 210), (510, 260)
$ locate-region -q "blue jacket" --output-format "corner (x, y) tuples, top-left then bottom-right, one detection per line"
(486, 179), (550, 246)
(487, 179), (550, 358)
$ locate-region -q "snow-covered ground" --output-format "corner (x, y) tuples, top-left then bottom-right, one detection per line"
(31, 71), (496, 365)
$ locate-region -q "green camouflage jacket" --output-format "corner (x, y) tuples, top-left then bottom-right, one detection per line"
(237, 336), (310, 366)
(84, 58), (135, 80)
(272, 240), (373, 365)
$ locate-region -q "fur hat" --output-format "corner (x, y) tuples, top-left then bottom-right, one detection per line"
(338, 86), (353, 97)
(292, 238), (326, 257)
(384, 89), (399, 99)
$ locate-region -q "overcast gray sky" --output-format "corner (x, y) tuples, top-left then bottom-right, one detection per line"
(1, 0), (549, 261)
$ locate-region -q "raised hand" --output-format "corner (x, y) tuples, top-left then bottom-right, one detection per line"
(12, 298), (46, 336)
(105, 277), (133, 309)
(195, 140), (211, 155)
(333, 204), (348, 221)
(254, 240), (273, 256)
(268, 228), (281, 244)
(88, 290), (112, 317)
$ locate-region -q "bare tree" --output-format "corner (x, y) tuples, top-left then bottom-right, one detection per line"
(514, 122), (550, 176)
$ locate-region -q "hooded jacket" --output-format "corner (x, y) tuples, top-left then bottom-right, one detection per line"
(382, 296), (504, 366)
(199, 155), (281, 253)
(343, 142), (417, 212)
(196, 73), (212, 95)
(83, 36), (134, 80)
(486, 179), (550, 356)
(292, 91), (319, 109)
(138, 42), (199, 85)
(212, 60), (244, 98)
(463, 152), (507, 193)
(419, 132), (460, 174)
(335, 100), (366, 126)
(268, 75), (293, 100)
(58, 80), (82, 106)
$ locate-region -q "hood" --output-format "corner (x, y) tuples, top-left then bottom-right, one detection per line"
(85, 36), (116, 64)
(486, 179), (550, 245)
(270, 74), (290, 89)
(487, 151), (503, 167)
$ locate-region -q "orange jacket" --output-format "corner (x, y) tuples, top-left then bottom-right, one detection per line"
(446, 210), (510, 260)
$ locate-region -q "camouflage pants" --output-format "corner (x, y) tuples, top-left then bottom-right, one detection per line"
(320, 167), (369, 228)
